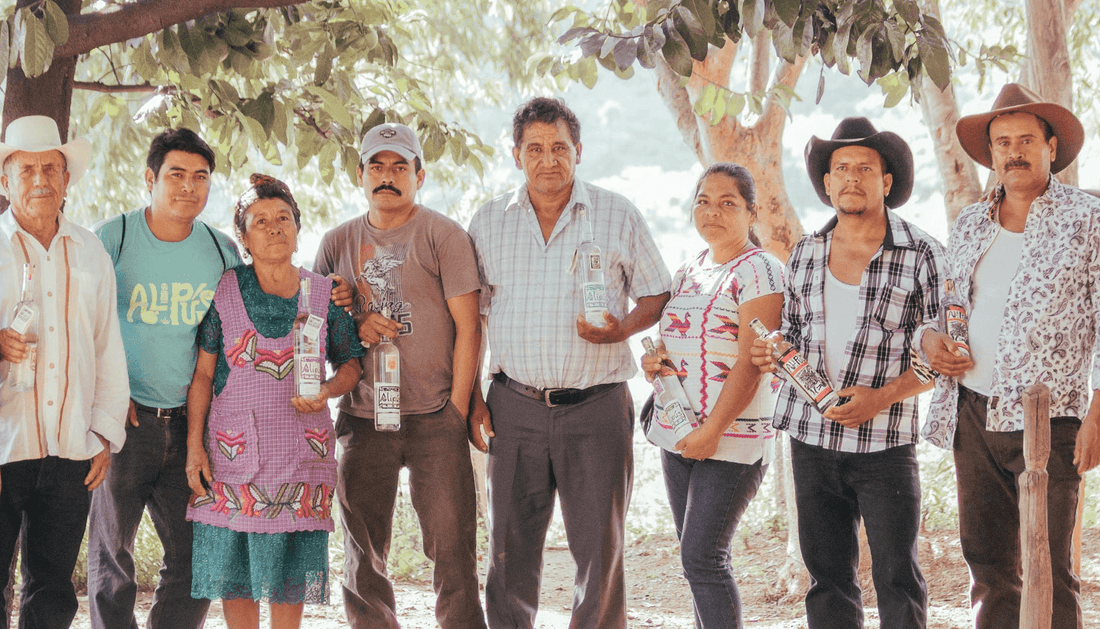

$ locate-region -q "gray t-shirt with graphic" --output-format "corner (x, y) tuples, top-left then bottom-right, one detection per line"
(314, 206), (480, 418)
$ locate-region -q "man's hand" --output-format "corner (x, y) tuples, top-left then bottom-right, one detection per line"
(128, 400), (139, 427)
(0, 328), (29, 363)
(85, 433), (111, 491)
(576, 312), (626, 344)
(640, 338), (676, 383)
(357, 312), (402, 346)
(750, 336), (779, 374)
(675, 426), (721, 461)
(186, 447), (213, 498)
(468, 395), (494, 453)
(329, 274), (354, 311)
(1075, 394), (1100, 474)
(824, 386), (888, 428)
(921, 330), (973, 377)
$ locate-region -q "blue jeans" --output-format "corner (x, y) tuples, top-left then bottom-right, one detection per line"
(0, 456), (91, 629)
(86, 408), (208, 629)
(662, 450), (767, 629)
(790, 438), (927, 629)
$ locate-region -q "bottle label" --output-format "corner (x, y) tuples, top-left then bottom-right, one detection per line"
(302, 314), (323, 344)
(587, 252), (602, 271)
(11, 305), (33, 335)
(663, 400), (692, 434)
(652, 378), (666, 396)
(779, 347), (835, 404)
(582, 282), (606, 311)
(382, 354), (399, 374)
(374, 383), (400, 424)
(945, 305), (970, 356)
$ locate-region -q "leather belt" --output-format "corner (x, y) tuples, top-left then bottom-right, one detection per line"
(493, 372), (618, 408)
(132, 401), (187, 420)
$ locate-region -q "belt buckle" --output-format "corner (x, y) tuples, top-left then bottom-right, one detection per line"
(157, 407), (173, 419)
(543, 388), (564, 408)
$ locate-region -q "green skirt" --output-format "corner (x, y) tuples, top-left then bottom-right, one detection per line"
(191, 523), (329, 604)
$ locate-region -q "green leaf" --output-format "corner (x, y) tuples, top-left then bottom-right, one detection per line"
(693, 83), (716, 115)
(42, 0), (69, 46)
(917, 33), (951, 89)
(612, 37), (637, 70)
(682, 0), (717, 39)
(672, 6), (708, 62)
(727, 91), (745, 117)
(710, 88), (727, 125)
(271, 100), (289, 145)
(18, 9), (54, 78)
(816, 65), (825, 103)
(239, 112), (268, 145)
(0, 22), (10, 79)
(833, 21), (853, 75)
(884, 20), (905, 64)
(579, 33), (605, 58)
(856, 26), (876, 83)
(773, 0), (801, 27)
(315, 42), (333, 85)
(318, 141), (337, 184)
(307, 85), (354, 130)
(660, 21), (693, 76)
(578, 55), (598, 88)
(894, 0), (920, 27)
(637, 24), (665, 69)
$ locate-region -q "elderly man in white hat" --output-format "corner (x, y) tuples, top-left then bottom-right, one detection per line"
(0, 115), (129, 627)
(921, 84), (1098, 629)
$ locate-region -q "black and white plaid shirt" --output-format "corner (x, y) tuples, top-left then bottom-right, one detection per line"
(774, 210), (945, 453)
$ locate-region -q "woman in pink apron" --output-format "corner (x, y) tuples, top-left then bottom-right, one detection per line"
(185, 174), (363, 628)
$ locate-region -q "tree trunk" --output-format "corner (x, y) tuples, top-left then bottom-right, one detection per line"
(1026, 0), (1077, 186)
(2, 0), (82, 137)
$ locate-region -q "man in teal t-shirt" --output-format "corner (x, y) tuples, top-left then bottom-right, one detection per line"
(87, 129), (239, 629)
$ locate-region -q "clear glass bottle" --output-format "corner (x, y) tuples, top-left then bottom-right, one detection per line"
(641, 336), (696, 439)
(942, 279), (970, 357)
(748, 318), (840, 413)
(293, 278), (324, 398)
(8, 264), (39, 392)
(576, 208), (608, 327)
(373, 307), (401, 432)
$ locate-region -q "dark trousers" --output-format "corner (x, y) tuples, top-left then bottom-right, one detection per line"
(954, 385), (1082, 629)
(0, 457), (92, 629)
(337, 403), (486, 629)
(485, 380), (633, 629)
(662, 450), (767, 629)
(86, 409), (208, 629)
(790, 438), (927, 629)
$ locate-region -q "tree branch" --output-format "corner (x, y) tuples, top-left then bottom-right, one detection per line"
(757, 56), (806, 137)
(654, 57), (705, 163)
(74, 81), (157, 93)
(55, 0), (304, 59)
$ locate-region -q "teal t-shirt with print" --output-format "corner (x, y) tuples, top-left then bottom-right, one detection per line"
(95, 207), (242, 408)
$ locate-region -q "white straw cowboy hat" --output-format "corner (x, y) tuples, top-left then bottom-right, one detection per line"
(0, 115), (92, 197)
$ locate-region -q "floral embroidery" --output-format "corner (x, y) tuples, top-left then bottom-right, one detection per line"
(199, 481), (333, 521)
(304, 428), (329, 459)
(227, 329), (257, 367)
(311, 484), (333, 520)
(215, 430), (246, 461)
(254, 347), (294, 380)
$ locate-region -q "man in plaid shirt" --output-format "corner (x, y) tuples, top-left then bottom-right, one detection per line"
(752, 117), (944, 628)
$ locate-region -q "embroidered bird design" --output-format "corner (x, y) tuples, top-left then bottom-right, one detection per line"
(254, 347), (295, 380)
(708, 361), (732, 383)
(304, 428), (330, 459)
(227, 330), (257, 367)
(712, 314), (740, 337)
(664, 312), (692, 336)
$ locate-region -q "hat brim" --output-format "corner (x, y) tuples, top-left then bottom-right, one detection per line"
(0, 137), (92, 197)
(955, 102), (1083, 174)
(804, 131), (914, 208)
(360, 143), (418, 163)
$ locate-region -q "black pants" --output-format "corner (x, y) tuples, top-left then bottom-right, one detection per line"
(0, 457), (92, 629)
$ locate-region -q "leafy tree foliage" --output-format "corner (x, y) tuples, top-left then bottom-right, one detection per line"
(1, 0), (552, 224)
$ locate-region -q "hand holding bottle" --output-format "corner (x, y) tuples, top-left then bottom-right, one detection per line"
(0, 328), (31, 364)
(356, 310), (402, 346)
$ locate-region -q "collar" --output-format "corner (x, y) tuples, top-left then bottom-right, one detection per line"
(812, 205), (911, 250)
(505, 180), (592, 215)
(0, 208), (84, 249)
(983, 174), (1061, 224)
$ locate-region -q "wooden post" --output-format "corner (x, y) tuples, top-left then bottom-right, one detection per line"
(1020, 382), (1052, 629)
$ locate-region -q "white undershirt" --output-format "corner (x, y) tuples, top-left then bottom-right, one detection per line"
(824, 266), (861, 387)
(960, 227), (1024, 396)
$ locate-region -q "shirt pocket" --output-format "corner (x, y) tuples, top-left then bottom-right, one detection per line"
(872, 284), (914, 331)
(208, 410), (260, 484)
(295, 411), (336, 474)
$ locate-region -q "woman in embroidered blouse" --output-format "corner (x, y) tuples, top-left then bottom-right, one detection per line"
(641, 163), (784, 628)
(184, 174), (363, 629)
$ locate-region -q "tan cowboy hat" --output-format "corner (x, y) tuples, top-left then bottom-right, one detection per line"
(955, 83), (1083, 174)
(0, 115), (92, 197)
(805, 117), (914, 209)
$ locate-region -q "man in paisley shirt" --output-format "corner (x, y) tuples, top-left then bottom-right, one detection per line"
(920, 83), (1100, 629)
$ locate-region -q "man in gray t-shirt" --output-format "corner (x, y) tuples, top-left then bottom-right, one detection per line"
(313, 123), (486, 629)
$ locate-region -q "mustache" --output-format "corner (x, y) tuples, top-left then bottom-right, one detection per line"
(1005, 159), (1031, 169)
(373, 185), (401, 196)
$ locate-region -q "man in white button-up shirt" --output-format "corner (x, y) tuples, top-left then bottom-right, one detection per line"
(0, 115), (129, 627)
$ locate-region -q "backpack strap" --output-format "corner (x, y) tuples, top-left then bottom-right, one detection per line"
(116, 212), (128, 260)
(203, 223), (228, 271)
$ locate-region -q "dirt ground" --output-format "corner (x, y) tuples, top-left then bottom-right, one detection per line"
(62, 527), (1098, 628)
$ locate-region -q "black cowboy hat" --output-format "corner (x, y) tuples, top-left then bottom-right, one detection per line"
(955, 83), (1083, 174)
(804, 117), (914, 208)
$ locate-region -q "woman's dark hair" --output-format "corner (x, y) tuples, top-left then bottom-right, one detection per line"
(693, 162), (761, 247)
(146, 128), (216, 178)
(512, 97), (582, 148)
(233, 174), (302, 255)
